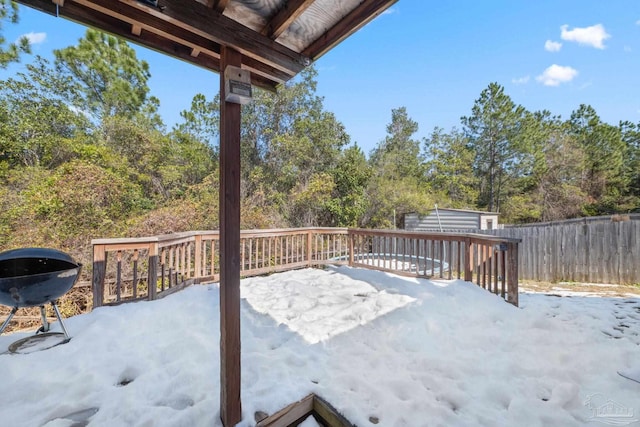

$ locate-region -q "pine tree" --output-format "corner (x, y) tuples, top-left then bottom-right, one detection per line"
(461, 83), (525, 213)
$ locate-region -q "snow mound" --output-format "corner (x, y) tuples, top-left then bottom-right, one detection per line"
(0, 265), (638, 426)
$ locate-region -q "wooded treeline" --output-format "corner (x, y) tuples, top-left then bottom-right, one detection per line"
(1, 29), (639, 267)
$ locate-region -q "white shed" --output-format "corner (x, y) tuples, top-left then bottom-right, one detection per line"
(404, 208), (499, 231)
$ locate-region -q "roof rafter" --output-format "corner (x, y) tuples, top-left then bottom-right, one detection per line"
(303, 0), (396, 60)
(123, 0), (308, 74)
(17, 0), (285, 90)
(206, 0), (228, 13)
(261, 0), (314, 40)
(15, 0), (398, 90)
(19, 0), (307, 77)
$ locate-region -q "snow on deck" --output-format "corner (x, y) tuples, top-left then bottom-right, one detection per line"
(1, 266), (639, 426)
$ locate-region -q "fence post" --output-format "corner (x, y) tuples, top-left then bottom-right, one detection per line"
(464, 237), (472, 282)
(195, 234), (202, 280)
(148, 242), (159, 300)
(92, 244), (107, 309)
(348, 230), (354, 267)
(507, 241), (519, 307)
(307, 229), (313, 267)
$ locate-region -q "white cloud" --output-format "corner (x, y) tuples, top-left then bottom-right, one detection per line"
(536, 64), (578, 86)
(544, 40), (562, 52)
(512, 76), (530, 85)
(560, 24), (610, 49)
(625, 46), (632, 52)
(382, 7), (397, 15)
(636, 19), (640, 25)
(20, 32), (47, 45)
(579, 81), (593, 90)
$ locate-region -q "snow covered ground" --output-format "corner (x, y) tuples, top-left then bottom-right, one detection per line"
(1, 266), (639, 426)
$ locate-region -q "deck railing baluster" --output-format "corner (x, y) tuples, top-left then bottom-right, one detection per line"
(116, 250), (122, 302)
(160, 249), (166, 292)
(132, 249), (139, 299)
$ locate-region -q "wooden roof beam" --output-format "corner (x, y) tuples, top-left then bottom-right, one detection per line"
(28, 0), (222, 69)
(122, 0), (309, 75)
(261, 0), (314, 40)
(206, 0), (229, 13)
(303, 0), (398, 59)
(16, 0), (281, 90)
(28, 0), (306, 77)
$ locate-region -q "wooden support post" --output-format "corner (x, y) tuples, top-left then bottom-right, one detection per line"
(447, 241), (453, 280)
(348, 231), (354, 267)
(219, 46), (243, 427)
(132, 249), (139, 299)
(195, 234), (202, 280)
(307, 230), (313, 267)
(116, 251), (122, 302)
(148, 242), (159, 300)
(464, 238), (472, 282)
(500, 248), (506, 299)
(92, 245), (107, 309)
(507, 242), (519, 307)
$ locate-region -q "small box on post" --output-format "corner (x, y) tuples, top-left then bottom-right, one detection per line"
(224, 66), (252, 105)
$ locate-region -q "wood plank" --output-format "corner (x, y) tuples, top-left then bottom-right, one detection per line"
(303, 0), (398, 59)
(621, 221), (637, 283)
(122, 0), (307, 75)
(219, 46), (243, 427)
(256, 394), (314, 427)
(148, 243), (159, 300)
(313, 394), (356, 427)
(261, 0), (314, 39)
(464, 238), (472, 282)
(207, 0), (229, 13)
(15, 0), (285, 90)
(506, 242), (519, 306)
(94, 15), (222, 70)
(34, 0), (223, 61)
(156, 279), (194, 299)
(92, 245), (107, 308)
(348, 228), (520, 244)
(256, 394), (356, 427)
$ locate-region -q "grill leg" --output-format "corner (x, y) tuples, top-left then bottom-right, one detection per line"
(51, 302), (70, 340)
(0, 307), (18, 335)
(38, 305), (50, 333)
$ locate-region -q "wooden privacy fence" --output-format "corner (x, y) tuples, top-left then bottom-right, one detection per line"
(494, 215), (640, 284)
(92, 228), (520, 308)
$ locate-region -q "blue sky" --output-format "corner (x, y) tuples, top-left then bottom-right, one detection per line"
(2, 1), (640, 155)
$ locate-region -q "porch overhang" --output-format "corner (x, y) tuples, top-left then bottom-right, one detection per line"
(16, 0), (397, 91)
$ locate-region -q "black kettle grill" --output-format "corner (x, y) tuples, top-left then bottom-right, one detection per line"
(0, 248), (82, 342)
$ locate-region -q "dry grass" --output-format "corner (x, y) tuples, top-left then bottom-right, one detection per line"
(0, 283), (92, 334)
(520, 280), (640, 297)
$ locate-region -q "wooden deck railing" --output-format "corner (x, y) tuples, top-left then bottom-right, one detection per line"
(92, 228), (520, 308)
